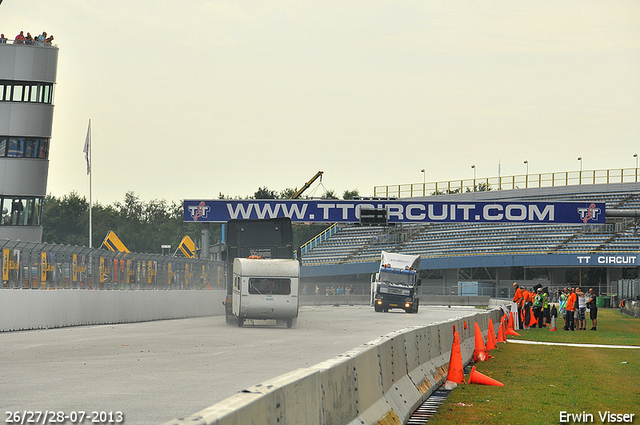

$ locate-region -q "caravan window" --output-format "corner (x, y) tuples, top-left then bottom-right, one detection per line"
(248, 278), (291, 295)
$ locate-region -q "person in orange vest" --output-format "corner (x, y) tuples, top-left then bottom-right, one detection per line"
(512, 282), (524, 326)
(564, 287), (577, 331)
(522, 286), (533, 328)
(523, 286), (532, 304)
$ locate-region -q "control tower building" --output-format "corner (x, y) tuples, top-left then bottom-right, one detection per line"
(0, 38), (59, 242)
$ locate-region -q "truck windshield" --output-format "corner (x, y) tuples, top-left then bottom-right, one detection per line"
(249, 278), (291, 295)
(379, 271), (414, 285)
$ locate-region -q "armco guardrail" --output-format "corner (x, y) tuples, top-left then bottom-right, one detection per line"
(162, 308), (502, 425)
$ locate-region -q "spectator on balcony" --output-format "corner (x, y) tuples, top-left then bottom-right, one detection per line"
(36, 32), (47, 46)
(14, 31), (25, 44)
(45, 34), (54, 45)
(0, 34), (7, 44)
(25, 32), (34, 45)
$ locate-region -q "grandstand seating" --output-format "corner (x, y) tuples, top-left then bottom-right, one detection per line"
(301, 186), (640, 266)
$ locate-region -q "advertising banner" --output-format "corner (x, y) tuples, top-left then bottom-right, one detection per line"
(183, 199), (605, 225)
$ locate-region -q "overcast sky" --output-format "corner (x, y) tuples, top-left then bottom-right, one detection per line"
(2, 1), (639, 205)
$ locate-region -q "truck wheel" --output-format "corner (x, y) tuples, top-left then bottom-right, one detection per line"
(237, 317), (244, 327)
(226, 314), (234, 325)
(374, 304), (382, 312)
(414, 302), (419, 313)
(286, 318), (294, 328)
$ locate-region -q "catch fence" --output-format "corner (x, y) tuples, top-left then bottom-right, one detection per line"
(1, 240), (226, 290)
(618, 279), (640, 301)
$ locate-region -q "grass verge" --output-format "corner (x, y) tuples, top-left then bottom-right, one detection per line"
(427, 309), (640, 425)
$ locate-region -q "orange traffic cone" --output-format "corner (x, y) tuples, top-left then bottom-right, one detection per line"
(497, 319), (507, 343)
(506, 328), (521, 336)
(473, 322), (488, 362)
(527, 307), (537, 328)
(486, 318), (498, 350)
(549, 315), (557, 331)
(506, 312), (520, 336)
(446, 331), (465, 384)
(467, 366), (504, 387)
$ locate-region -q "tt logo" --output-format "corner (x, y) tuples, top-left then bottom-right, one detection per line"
(189, 202), (210, 221)
(577, 204), (601, 223)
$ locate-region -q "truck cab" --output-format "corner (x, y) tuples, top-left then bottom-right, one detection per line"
(372, 251), (421, 313)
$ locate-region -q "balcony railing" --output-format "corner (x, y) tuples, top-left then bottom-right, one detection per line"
(0, 38), (57, 48)
(374, 168), (640, 198)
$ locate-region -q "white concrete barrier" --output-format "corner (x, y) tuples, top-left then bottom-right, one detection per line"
(162, 308), (503, 425)
(311, 354), (359, 425)
(0, 289), (226, 331)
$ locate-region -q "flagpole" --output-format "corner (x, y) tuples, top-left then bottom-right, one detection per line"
(89, 120), (93, 249)
(84, 119), (93, 248)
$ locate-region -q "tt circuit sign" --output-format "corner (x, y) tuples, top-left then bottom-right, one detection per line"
(183, 200), (605, 225)
(576, 255), (638, 266)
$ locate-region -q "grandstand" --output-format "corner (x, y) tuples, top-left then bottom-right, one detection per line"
(300, 182), (640, 299)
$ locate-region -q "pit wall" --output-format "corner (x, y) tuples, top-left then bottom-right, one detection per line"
(162, 308), (503, 425)
(1, 289), (493, 332)
(0, 289), (226, 332)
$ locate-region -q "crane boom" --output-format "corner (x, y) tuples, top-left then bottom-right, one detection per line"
(291, 171), (324, 199)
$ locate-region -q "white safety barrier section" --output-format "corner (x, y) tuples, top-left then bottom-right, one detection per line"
(162, 309), (502, 425)
(0, 289), (226, 331)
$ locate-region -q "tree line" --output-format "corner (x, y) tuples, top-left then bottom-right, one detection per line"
(42, 187), (360, 254)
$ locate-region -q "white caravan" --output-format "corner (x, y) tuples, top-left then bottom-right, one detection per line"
(232, 257), (300, 328)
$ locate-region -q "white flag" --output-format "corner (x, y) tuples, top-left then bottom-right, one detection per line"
(83, 120), (91, 174)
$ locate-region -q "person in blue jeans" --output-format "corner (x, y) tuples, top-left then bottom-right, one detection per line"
(587, 288), (598, 331)
(576, 287), (587, 330)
